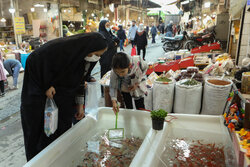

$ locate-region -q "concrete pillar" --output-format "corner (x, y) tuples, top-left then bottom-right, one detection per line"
(11, 0), (22, 47)
(58, 0), (63, 37)
(115, 7), (118, 22)
(126, 8), (130, 26)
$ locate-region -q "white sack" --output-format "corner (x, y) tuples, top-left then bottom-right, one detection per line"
(174, 79), (202, 114)
(144, 87), (153, 111)
(201, 78), (232, 115)
(153, 80), (175, 113)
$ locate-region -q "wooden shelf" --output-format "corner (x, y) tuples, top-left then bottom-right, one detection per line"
(0, 31), (14, 32)
(0, 26), (13, 28)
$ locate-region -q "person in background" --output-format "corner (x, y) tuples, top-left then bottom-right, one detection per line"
(145, 25), (149, 38)
(165, 20), (173, 37)
(117, 25), (126, 52)
(151, 23), (157, 44)
(3, 59), (22, 90)
(98, 20), (119, 96)
(177, 24), (181, 35)
(173, 24), (177, 36)
(128, 20), (138, 47)
(0, 51), (7, 97)
(134, 23), (148, 60)
(109, 52), (148, 114)
(21, 32), (107, 161)
(161, 23), (165, 34)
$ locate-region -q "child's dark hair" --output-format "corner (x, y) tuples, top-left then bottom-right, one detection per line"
(112, 52), (130, 69)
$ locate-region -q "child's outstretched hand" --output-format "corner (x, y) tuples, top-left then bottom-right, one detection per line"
(129, 83), (139, 91)
(112, 100), (119, 115)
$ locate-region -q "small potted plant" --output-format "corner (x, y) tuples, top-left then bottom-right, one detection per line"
(151, 109), (168, 130)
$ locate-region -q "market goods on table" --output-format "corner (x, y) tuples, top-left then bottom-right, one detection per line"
(78, 132), (143, 167)
(241, 72), (250, 94)
(201, 78), (233, 115)
(174, 79), (202, 114)
(146, 72), (159, 88)
(175, 67), (203, 82)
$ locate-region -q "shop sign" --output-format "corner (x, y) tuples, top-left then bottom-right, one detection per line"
(14, 17), (25, 34)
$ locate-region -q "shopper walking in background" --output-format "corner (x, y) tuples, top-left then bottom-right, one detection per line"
(165, 20), (173, 37)
(117, 25), (126, 51)
(128, 20), (138, 47)
(151, 23), (157, 44)
(161, 23), (165, 34)
(99, 19), (119, 96)
(21, 32), (107, 161)
(0, 51), (7, 97)
(3, 59), (21, 90)
(177, 24), (181, 35)
(134, 23), (148, 60)
(173, 24), (177, 36)
(145, 25), (149, 38)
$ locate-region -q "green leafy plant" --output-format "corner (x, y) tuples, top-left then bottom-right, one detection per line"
(151, 109), (168, 120)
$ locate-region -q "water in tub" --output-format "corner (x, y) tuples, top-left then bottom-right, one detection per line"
(76, 130), (143, 167)
(158, 127), (236, 167)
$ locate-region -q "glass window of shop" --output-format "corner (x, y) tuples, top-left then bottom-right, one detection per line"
(0, 0), (61, 46)
(0, 0), (14, 44)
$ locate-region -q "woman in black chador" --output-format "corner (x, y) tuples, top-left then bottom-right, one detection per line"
(21, 32), (107, 161)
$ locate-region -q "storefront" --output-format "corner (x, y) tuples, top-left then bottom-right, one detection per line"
(0, 0), (61, 46)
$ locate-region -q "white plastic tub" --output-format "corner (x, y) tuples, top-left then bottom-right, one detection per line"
(143, 114), (237, 167)
(23, 110), (236, 167)
(23, 108), (152, 167)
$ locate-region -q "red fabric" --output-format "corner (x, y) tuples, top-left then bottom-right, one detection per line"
(145, 56), (195, 75)
(131, 46), (137, 56)
(191, 42), (221, 54)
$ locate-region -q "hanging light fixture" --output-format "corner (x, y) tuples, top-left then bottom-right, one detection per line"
(9, 8), (15, 14)
(204, 2), (211, 8)
(69, 22), (75, 27)
(34, 4), (44, 8)
(1, 18), (6, 23)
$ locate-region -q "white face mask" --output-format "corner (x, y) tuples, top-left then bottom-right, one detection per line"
(84, 54), (100, 62)
(106, 27), (110, 32)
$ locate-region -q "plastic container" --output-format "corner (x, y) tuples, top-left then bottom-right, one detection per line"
(142, 114), (237, 167)
(21, 53), (30, 69)
(201, 78), (233, 115)
(152, 119), (164, 130)
(23, 108), (152, 167)
(23, 109), (237, 167)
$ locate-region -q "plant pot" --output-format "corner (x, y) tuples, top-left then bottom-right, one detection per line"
(152, 118), (164, 130)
